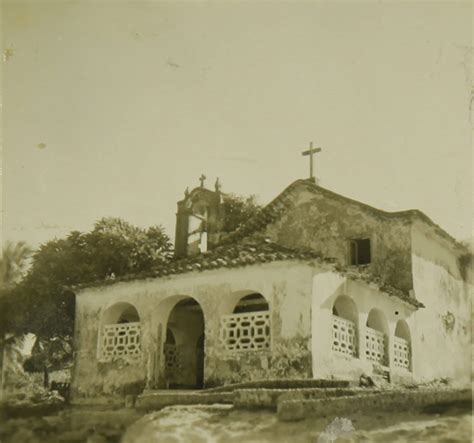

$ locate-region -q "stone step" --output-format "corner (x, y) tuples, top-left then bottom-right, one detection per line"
(136, 383), (362, 412)
(135, 391), (234, 411)
(204, 378), (352, 393)
(277, 389), (472, 422)
(233, 387), (380, 410)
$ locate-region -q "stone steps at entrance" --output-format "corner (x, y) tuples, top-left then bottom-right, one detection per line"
(277, 388), (472, 422)
(135, 380), (354, 412)
(233, 387), (380, 410)
(135, 390), (234, 411)
(134, 387), (472, 425)
(203, 378), (352, 393)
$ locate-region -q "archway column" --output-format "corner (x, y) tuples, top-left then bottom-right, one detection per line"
(387, 321), (397, 370)
(145, 322), (163, 390)
(365, 308), (390, 367)
(358, 312), (369, 361)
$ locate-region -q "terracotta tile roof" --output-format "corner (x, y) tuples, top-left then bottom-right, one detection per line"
(73, 237), (422, 308)
(72, 240), (322, 291)
(155, 240), (322, 276)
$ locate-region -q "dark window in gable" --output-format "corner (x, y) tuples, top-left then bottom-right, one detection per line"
(350, 238), (371, 265)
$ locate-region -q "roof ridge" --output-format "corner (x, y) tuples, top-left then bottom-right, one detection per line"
(220, 178), (463, 250)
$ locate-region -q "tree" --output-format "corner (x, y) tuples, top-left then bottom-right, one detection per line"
(0, 241), (31, 289)
(221, 194), (263, 233)
(0, 242), (32, 399)
(0, 218), (173, 342)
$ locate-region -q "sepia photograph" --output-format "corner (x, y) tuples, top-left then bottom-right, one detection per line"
(0, 1), (472, 442)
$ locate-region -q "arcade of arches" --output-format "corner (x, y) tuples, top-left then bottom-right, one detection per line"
(97, 291), (272, 390)
(331, 295), (412, 371)
(96, 288), (412, 393)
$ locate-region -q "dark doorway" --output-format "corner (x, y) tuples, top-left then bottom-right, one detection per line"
(164, 297), (205, 389)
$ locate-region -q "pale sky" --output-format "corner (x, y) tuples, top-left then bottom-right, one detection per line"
(1, 1), (472, 249)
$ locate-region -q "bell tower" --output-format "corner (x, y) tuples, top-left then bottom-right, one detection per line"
(174, 176), (226, 258)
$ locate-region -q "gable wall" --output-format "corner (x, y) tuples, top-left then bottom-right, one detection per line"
(264, 186), (414, 292)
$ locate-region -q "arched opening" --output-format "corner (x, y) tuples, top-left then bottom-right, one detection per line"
(331, 295), (358, 357)
(164, 297), (205, 389)
(365, 309), (389, 365)
(233, 293), (269, 314)
(103, 302), (140, 325)
(221, 292), (271, 351)
(100, 302), (141, 361)
(332, 295), (358, 324)
(394, 320), (411, 370)
(395, 320), (410, 342)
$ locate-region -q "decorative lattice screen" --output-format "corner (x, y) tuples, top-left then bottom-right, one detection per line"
(164, 344), (180, 374)
(220, 311), (271, 351)
(332, 315), (357, 356)
(100, 322), (141, 360)
(365, 327), (387, 365)
(393, 336), (410, 369)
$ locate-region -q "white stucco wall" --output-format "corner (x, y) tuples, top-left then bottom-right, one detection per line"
(71, 260), (316, 398)
(410, 222), (471, 386)
(311, 272), (417, 381)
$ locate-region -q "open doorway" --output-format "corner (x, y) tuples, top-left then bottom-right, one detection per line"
(164, 297), (205, 389)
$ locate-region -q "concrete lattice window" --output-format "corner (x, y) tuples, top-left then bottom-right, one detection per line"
(365, 309), (389, 366)
(332, 295), (358, 357)
(393, 320), (411, 370)
(220, 293), (271, 351)
(99, 302), (142, 361)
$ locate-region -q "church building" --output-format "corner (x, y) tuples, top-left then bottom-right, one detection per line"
(70, 169), (472, 400)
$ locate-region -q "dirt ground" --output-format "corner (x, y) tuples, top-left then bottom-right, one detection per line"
(0, 397), (470, 443)
(122, 399), (471, 443)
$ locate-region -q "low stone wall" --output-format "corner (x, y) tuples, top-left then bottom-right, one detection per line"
(277, 389), (472, 421)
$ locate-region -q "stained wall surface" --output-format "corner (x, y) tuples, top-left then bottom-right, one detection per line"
(409, 221), (472, 385)
(264, 184), (414, 292)
(311, 272), (416, 382)
(71, 261), (315, 399)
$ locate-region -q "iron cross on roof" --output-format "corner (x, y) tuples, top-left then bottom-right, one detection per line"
(199, 174), (207, 188)
(301, 142), (322, 182)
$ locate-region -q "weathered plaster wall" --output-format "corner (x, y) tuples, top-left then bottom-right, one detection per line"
(72, 294), (151, 400)
(264, 186), (414, 292)
(311, 272), (416, 381)
(410, 222), (471, 385)
(71, 261), (316, 399)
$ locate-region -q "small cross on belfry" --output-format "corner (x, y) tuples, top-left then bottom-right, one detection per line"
(302, 141), (322, 182)
(199, 174), (207, 188)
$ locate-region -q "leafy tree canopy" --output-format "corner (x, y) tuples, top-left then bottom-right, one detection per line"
(221, 194), (263, 233)
(0, 218), (173, 341)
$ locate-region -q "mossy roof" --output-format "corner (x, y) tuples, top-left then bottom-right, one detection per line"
(73, 237), (422, 308)
(219, 179), (464, 251)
